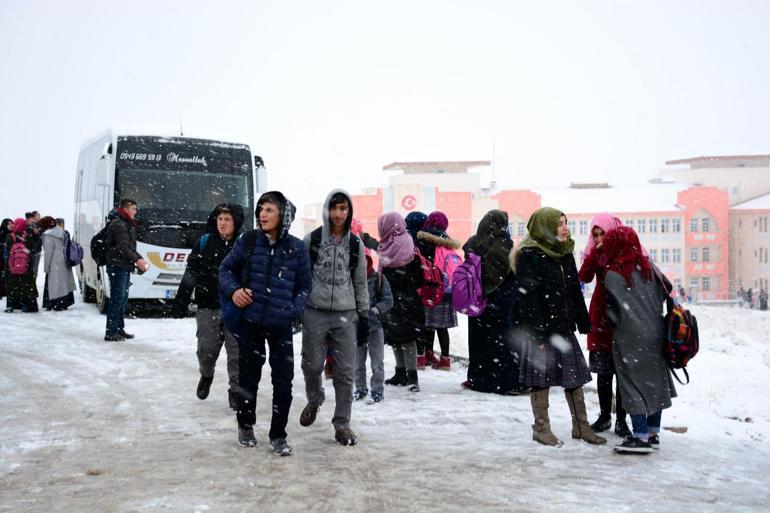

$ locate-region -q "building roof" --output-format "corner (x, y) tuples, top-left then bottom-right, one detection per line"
(383, 161), (490, 173)
(532, 182), (689, 215)
(665, 155), (770, 165)
(731, 192), (770, 210)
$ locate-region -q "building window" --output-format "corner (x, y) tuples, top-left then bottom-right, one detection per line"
(702, 277), (711, 291)
(690, 218), (698, 232)
(649, 218), (658, 233)
(672, 218), (681, 233)
(648, 249), (657, 262)
(672, 248), (681, 263)
(517, 223), (525, 237)
(661, 249), (670, 263)
(690, 277), (698, 290)
(674, 278), (682, 291)
(702, 247), (710, 262)
(702, 218), (710, 232)
(568, 221), (576, 234)
(637, 219), (646, 233)
(661, 218), (670, 233)
(625, 219), (634, 230)
(579, 220), (588, 236)
(690, 248), (698, 262)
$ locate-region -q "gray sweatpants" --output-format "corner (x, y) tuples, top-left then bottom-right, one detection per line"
(301, 307), (358, 429)
(355, 327), (385, 395)
(393, 341), (418, 371)
(196, 308), (239, 389)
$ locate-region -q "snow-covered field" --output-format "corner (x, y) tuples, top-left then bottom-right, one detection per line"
(1, 293), (769, 513)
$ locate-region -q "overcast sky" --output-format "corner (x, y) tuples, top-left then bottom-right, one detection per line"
(2, 0), (769, 223)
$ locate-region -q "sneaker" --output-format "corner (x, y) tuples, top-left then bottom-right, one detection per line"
(104, 334), (125, 342)
(270, 438), (293, 456)
(238, 426), (257, 447)
(613, 436), (653, 454)
(334, 426), (358, 446)
(353, 390), (367, 401)
(614, 418), (632, 438)
(118, 329), (135, 339)
(299, 403), (320, 427)
(196, 376), (213, 400)
(649, 434), (660, 450)
(367, 392), (384, 404)
(591, 415), (612, 433)
(437, 356), (451, 371)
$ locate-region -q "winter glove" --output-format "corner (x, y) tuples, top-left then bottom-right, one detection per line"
(356, 316), (369, 346)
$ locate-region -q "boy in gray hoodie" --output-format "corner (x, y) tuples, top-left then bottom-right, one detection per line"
(299, 190), (369, 445)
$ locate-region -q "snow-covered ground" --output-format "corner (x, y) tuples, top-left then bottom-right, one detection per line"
(1, 294), (769, 513)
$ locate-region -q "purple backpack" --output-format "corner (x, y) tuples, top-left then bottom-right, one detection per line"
(451, 252), (487, 316)
(63, 231), (83, 267)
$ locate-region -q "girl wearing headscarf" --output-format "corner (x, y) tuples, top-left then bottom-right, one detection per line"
(0, 218), (12, 304)
(602, 226), (677, 453)
(377, 212), (425, 392)
(513, 207), (605, 446)
(4, 218), (39, 313)
(41, 216), (76, 311)
(416, 211), (461, 370)
(461, 209), (526, 394)
(578, 213), (631, 438)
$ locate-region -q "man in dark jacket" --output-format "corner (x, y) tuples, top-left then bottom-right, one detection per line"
(104, 199), (148, 341)
(173, 203), (245, 409)
(219, 191), (312, 456)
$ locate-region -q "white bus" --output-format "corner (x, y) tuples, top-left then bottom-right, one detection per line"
(74, 131), (265, 313)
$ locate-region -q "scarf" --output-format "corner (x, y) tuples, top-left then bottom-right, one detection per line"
(517, 207), (574, 260)
(463, 209), (513, 296)
(377, 212), (415, 269)
(603, 226), (652, 288)
(584, 212), (649, 260)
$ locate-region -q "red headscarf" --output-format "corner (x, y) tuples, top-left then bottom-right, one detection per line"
(603, 226), (652, 288)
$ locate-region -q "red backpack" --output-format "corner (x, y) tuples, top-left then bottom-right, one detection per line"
(415, 249), (445, 307)
(656, 270), (699, 384)
(8, 234), (31, 276)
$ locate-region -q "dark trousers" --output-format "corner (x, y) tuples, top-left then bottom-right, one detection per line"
(105, 266), (130, 336)
(233, 321), (294, 441)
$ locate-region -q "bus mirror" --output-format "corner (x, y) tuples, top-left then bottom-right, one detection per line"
(96, 157), (111, 186)
(254, 155), (264, 169)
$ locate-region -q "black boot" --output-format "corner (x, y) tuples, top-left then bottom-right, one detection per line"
(238, 425), (257, 447)
(615, 418), (632, 438)
(592, 373), (613, 432)
(197, 375), (213, 400)
(118, 329), (135, 339)
(385, 367), (408, 386)
(406, 369), (420, 392)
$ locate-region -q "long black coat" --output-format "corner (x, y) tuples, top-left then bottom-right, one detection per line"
(381, 255), (426, 346)
(515, 247), (590, 340)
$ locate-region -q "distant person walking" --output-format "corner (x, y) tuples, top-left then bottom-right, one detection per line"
(4, 218), (39, 313)
(103, 199), (149, 341)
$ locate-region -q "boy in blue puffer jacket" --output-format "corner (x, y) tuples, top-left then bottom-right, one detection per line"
(219, 191), (312, 456)
(354, 248), (394, 404)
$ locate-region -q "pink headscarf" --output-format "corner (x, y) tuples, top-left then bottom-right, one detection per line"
(377, 212), (415, 269)
(423, 211), (449, 232)
(12, 218), (26, 234)
(584, 212), (649, 258)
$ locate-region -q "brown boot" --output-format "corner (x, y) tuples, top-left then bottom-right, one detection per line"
(530, 388), (563, 447)
(565, 388), (607, 445)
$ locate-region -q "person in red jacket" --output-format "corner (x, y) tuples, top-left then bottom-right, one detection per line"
(579, 213), (647, 438)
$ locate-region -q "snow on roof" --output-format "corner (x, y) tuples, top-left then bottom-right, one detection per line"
(731, 193), (770, 210)
(532, 182), (688, 215)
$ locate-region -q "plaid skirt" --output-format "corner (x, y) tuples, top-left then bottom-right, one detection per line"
(519, 332), (592, 389)
(588, 350), (616, 375)
(424, 295), (458, 328)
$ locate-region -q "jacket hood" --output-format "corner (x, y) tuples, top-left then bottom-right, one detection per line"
(256, 191), (296, 240)
(321, 189), (354, 240)
(43, 225), (65, 239)
(416, 230), (462, 249)
(206, 203), (245, 235)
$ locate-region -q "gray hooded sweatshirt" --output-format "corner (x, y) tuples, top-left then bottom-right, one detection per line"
(304, 189), (369, 314)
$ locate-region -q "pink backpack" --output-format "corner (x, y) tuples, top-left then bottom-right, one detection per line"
(8, 234), (31, 276)
(415, 249), (446, 307)
(451, 252), (487, 316)
(434, 245), (463, 293)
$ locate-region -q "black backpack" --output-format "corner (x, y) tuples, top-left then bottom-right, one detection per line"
(308, 227), (359, 272)
(90, 226), (109, 266)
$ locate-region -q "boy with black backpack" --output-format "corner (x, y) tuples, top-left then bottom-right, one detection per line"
(299, 189), (369, 446)
(173, 204), (244, 409)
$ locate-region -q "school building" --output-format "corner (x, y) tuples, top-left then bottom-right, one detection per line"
(302, 156), (770, 301)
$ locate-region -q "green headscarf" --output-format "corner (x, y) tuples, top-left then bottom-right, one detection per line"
(517, 207), (575, 260)
(463, 209), (513, 296)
